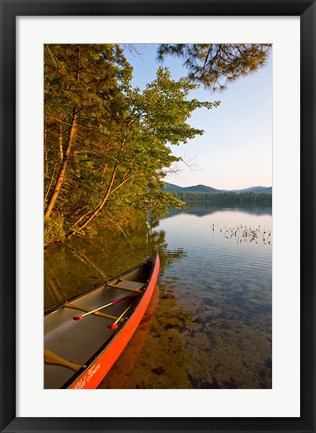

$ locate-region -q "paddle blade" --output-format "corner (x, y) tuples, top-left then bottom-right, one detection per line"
(108, 323), (118, 330)
(73, 316), (83, 321)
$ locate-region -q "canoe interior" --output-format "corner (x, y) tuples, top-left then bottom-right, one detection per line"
(44, 260), (154, 389)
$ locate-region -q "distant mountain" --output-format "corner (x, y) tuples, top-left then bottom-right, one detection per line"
(164, 183), (184, 193)
(165, 182), (272, 194)
(165, 182), (221, 194)
(231, 186), (272, 194)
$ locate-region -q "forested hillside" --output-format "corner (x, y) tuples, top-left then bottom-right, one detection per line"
(164, 183), (272, 206)
(175, 191), (272, 206)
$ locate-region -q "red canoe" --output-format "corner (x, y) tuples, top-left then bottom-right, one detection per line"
(44, 255), (160, 389)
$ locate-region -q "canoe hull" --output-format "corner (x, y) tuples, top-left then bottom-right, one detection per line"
(44, 255), (160, 389)
(69, 255), (160, 389)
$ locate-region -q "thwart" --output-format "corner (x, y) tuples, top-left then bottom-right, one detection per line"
(44, 255), (160, 389)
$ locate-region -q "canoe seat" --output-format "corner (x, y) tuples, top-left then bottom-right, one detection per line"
(107, 280), (145, 292)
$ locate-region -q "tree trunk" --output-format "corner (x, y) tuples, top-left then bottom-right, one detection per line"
(70, 164), (118, 233)
(45, 47), (81, 221)
(44, 111), (77, 221)
(44, 128), (48, 173)
(59, 125), (63, 161)
(44, 162), (57, 204)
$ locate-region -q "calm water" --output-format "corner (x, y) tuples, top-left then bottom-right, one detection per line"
(45, 204), (272, 389)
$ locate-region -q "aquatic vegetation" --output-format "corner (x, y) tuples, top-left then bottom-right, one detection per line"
(211, 224), (272, 245)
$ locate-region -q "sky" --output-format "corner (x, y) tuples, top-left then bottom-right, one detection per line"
(123, 44), (272, 190)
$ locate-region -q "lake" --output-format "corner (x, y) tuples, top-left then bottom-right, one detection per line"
(44, 203), (272, 389)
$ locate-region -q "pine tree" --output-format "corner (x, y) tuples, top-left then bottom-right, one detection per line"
(157, 44), (271, 92)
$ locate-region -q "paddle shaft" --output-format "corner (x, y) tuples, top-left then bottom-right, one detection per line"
(73, 292), (139, 320)
(108, 299), (138, 329)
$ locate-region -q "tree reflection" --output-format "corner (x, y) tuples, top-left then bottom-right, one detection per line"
(163, 203), (272, 219)
(45, 217), (187, 310)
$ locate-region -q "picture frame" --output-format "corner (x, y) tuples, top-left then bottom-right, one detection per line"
(0, 0), (315, 432)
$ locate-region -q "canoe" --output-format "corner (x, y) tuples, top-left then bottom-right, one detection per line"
(44, 254), (160, 389)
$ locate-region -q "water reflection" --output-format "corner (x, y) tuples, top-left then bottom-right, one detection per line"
(44, 222), (186, 310)
(165, 203), (272, 219)
(45, 203), (272, 389)
(154, 204), (272, 389)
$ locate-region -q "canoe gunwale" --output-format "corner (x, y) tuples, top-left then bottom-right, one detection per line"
(44, 256), (155, 316)
(45, 255), (159, 389)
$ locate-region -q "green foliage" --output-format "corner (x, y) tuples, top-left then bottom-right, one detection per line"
(157, 44), (271, 92)
(44, 215), (66, 246)
(131, 68), (219, 144)
(44, 45), (218, 244)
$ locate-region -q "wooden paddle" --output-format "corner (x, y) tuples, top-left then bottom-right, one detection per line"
(44, 349), (82, 372)
(64, 303), (119, 321)
(72, 292), (140, 321)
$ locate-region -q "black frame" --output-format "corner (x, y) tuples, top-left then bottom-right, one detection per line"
(0, 1), (315, 432)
